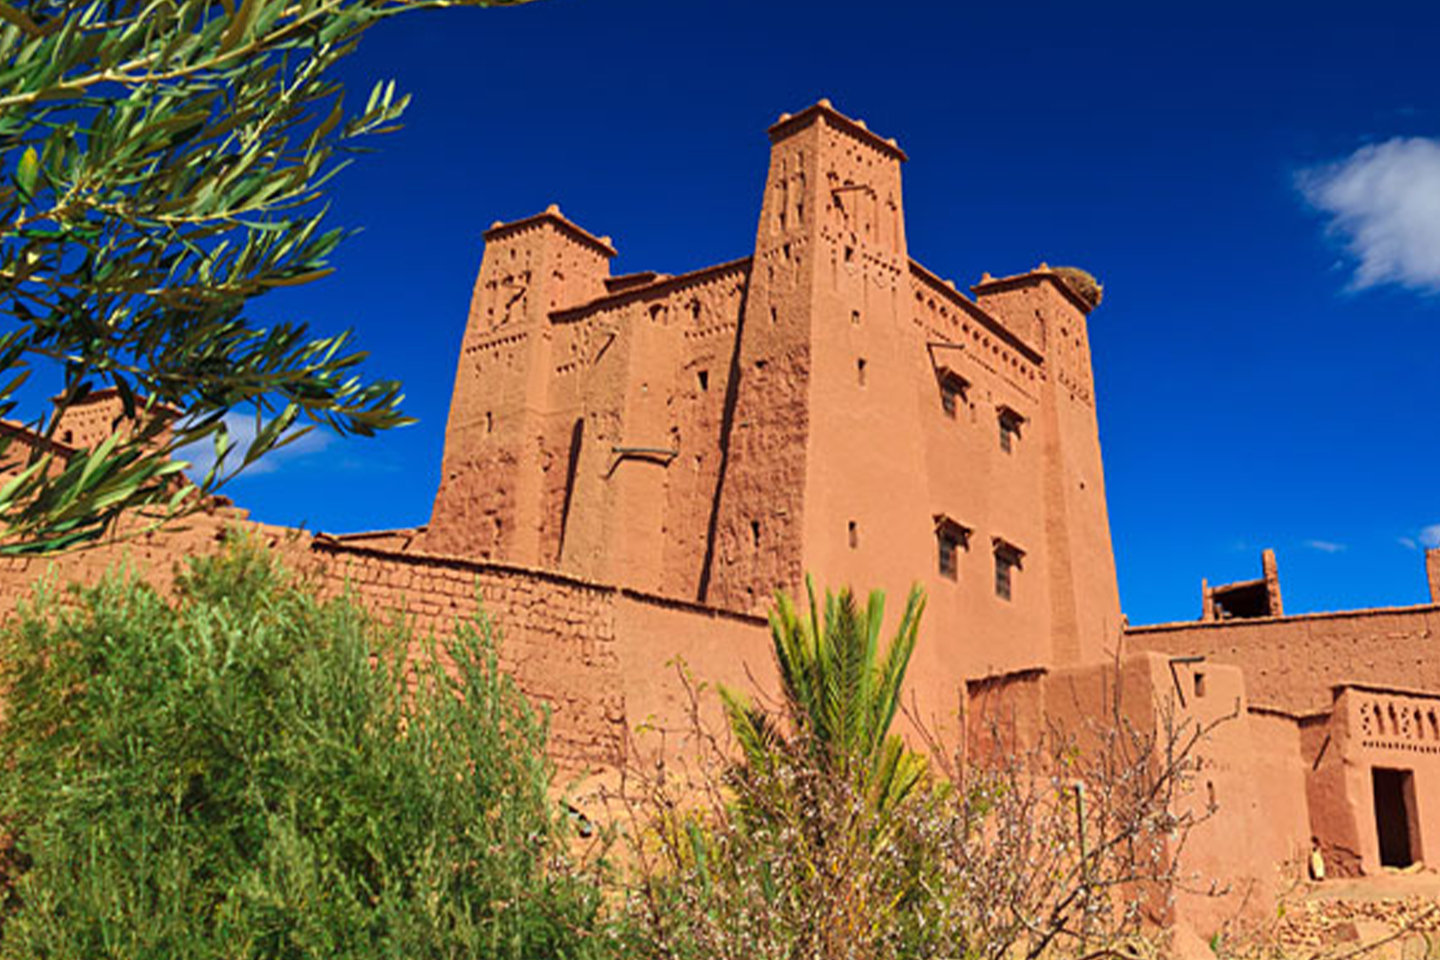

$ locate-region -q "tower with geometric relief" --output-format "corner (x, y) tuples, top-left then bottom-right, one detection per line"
(422, 100), (1124, 690)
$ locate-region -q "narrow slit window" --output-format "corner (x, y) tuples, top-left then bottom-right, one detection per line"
(848, 521), (859, 549)
(857, 358), (867, 387)
(697, 370), (710, 392)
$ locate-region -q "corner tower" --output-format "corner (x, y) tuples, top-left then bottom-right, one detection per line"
(424, 207), (615, 561)
(705, 102), (929, 619)
(707, 101), (1122, 680)
(973, 267), (1122, 664)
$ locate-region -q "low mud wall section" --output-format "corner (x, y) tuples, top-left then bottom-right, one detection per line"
(310, 540), (773, 775)
(1126, 604), (1440, 714)
(0, 521), (775, 776)
(0, 510), (300, 612)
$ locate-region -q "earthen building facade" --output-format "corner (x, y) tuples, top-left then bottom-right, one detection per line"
(4, 101), (1439, 937)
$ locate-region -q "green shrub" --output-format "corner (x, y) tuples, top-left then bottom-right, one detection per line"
(0, 540), (607, 959)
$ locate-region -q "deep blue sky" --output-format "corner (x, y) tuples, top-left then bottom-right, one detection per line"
(194, 0), (1439, 625)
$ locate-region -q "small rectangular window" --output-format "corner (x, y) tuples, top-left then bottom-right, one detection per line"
(1193, 672), (1207, 698)
(857, 358), (867, 387)
(993, 542), (1024, 601)
(998, 407), (1024, 453)
(934, 516), (969, 581)
(995, 553), (1013, 600)
(941, 383), (959, 417)
(848, 520), (859, 549)
(936, 367), (968, 420)
(938, 532), (959, 579)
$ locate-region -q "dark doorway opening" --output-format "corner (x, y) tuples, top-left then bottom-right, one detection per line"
(1372, 768), (1420, 869)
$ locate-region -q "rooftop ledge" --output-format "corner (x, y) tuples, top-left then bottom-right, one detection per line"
(972, 265), (1097, 316)
(483, 205), (618, 258)
(769, 99), (909, 163)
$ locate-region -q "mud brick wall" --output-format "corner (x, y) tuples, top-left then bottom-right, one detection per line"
(1126, 604), (1440, 714)
(310, 540), (774, 774)
(0, 509), (302, 614)
(310, 539), (627, 773)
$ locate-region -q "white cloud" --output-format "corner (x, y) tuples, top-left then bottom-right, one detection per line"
(1298, 137), (1440, 293)
(176, 411), (330, 482)
(1304, 539), (1346, 554)
(1421, 524), (1440, 550)
(1399, 536), (1419, 551)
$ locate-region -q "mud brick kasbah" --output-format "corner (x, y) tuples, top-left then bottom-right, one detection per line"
(5, 101), (1440, 936)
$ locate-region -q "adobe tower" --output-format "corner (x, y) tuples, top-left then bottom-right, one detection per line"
(421, 100), (1124, 704)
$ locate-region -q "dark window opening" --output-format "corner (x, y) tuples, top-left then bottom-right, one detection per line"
(936, 367), (969, 419)
(851, 309), (861, 326)
(844, 246), (854, 262)
(938, 532), (960, 579)
(485, 411), (494, 434)
(848, 521), (859, 549)
(941, 383), (960, 417)
(62, 429), (73, 445)
(857, 358), (867, 386)
(1210, 580), (1270, 619)
(993, 543), (1024, 601)
(999, 416), (1019, 452)
(750, 520), (761, 549)
(995, 555), (1013, 600)
(1194, 672), (1207, 698)
(697, 370), (710, 392)
(935, 516), (970, 581)
(1373, 768), (1421, 869)
(997, 406), (1024, 453)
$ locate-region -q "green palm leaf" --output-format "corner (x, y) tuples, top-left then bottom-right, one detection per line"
(728, 575), (929, 822)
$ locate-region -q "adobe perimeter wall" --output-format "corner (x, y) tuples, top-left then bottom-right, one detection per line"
(0, 508), (304, 613)
(292, 540), (777, 776)
(1125, 605), (1440, 714)
(0, 523), (776, 780)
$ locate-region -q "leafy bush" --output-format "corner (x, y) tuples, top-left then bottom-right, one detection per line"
(0, 540), (606, 959)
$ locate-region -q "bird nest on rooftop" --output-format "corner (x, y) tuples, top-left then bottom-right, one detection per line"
(1050, 266), (1104, 309)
